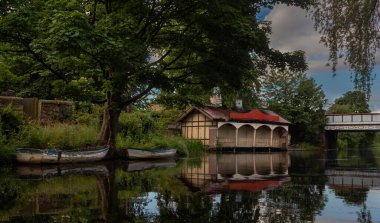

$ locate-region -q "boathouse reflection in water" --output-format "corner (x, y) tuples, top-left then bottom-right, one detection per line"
(181, 152), (290, 192)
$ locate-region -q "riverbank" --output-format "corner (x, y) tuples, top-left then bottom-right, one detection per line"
(0, 107), (205, 162)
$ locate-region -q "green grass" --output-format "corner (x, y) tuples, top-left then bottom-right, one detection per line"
(20, 123), (98, 150)
(0, 108), (205, 160)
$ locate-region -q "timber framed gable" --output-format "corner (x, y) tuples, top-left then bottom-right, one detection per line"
(180, 109), (218, 146)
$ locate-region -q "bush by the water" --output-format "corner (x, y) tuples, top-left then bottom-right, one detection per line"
(117, 110), (204, 157)
(0, 105), (27, 160)
(0, 105), (26, 142)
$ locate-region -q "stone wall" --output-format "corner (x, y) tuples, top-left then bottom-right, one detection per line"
(0, 96), (74, 123)
(0, 96), (24, 111)
(38, 100), (74, 124)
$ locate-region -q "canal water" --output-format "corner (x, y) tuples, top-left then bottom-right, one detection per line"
(0, 149), (379, 222)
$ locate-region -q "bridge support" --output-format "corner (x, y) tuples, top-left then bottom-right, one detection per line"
(324, 131), (338, 166)
(324, 131), (337, 150)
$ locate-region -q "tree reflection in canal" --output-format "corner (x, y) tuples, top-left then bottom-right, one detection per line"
(0, 151), (380, 222)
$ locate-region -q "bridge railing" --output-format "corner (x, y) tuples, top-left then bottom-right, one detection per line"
(326, 113), (380, 125)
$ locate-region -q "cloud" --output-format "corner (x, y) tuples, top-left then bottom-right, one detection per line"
(265, 5), (348, 73)
(265, 4), (380, 111)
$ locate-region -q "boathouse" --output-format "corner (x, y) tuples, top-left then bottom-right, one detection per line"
(177, 106), (290, 150)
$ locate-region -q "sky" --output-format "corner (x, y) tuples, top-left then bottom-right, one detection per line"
(263, 5), (380, 112)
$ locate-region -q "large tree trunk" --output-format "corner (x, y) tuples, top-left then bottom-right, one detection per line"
(96, 163), (119, 222)
(106, 108), (121, 158)
(96, 95), (122, 159)
(97, 104), (110, 146)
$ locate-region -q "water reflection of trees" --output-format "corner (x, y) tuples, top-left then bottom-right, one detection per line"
(0, 172), (101, 222)
(357, 205), (372, 223)
(263, 176), (327, 222)
(332, 186), (369, 205)
(1, 152), (379, 222)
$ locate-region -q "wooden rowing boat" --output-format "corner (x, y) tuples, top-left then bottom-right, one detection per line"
(127, 148), (176, 159)
(16, 146), (109, 164)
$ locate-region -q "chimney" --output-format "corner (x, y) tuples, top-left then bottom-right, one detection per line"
(210, 95), (222, 107)
(236, 99), (243, 110)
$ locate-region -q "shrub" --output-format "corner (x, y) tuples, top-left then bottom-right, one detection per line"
(118, 111), (160, 144)
(184, 140), (205, 157)
(0, 105), (26, 140)
(72, 104), (103, 127)
(116, 109), (204, 158)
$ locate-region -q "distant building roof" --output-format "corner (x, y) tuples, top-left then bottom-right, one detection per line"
(177, 106), (290, 125)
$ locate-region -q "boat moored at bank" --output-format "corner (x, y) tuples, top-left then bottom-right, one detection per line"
(16, 146), (109, 164)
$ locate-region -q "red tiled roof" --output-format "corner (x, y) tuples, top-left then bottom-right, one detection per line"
(229, 180), (281, 192)
(202, 107), (229, 121)
(228, 177), (291, 192)
(230, 109), (279, 122)
(261, 110), (291, 124)
(177, 107), (290, 124)
(176, 106), (229, 122)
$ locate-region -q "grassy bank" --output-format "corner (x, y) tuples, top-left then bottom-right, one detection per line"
(0, 106), (204, 161)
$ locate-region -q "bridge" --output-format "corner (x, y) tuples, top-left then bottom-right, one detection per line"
(324, 113), (380, 149)
(325, 113), (380, 131)
(326, 169), (380, 189)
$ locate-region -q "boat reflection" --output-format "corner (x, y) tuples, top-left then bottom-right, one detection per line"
(181, 152), (290, 193)
(16, 163), (109, 179)
(125, 159), (176, 172)
(17, 159), (177, 180)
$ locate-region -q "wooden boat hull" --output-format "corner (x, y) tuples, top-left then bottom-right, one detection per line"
(127, 148), (176, 159)
(16, 147), (109, 164)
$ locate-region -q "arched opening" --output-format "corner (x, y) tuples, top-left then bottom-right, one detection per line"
(236, 153), (254, 176)
(217, 153), (236, 178)
(255, 125), (271, 147)
(273, 127), (288, 149)
(237, 125), (254, 147)
(217, 124), (236, 147)
(254, 153), (271, 175)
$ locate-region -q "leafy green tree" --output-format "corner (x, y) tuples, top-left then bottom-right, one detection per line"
(0, 61), (19, 95)
(155, 85), (212, 110)
(328, 91), (370, 114)
(0, 0), (311, 155)
(0, 105), (26, 142)
(313, 0), (379, 98)
(260, 69), (327, 145)
(328, 91), (373, 150)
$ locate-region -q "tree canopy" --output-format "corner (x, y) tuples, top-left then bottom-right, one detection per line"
(313, 0), (380, 98)
(328, 91), (370, 114)
(260, 69), (327, 144)
(0, 0), (312, 153)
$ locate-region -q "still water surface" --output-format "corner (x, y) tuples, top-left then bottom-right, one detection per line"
(0, 149), (379, 222)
